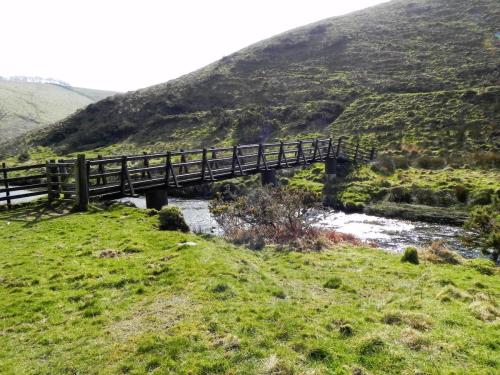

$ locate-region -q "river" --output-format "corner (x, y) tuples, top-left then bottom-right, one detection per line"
(1, 190), (479, 258)
(117, 196), (481, 259)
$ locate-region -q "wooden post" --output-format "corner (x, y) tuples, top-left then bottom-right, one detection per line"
(326, 138), (333, 159)
(231, 145), (244, 176)
(120, 156), (127, 196)
(336, 137), (343, 158)
(354, 140), (360, 163)
(97, 155), (107, 185)
(142, 152), (152, 179)
(165, 152), (171, 186)
(2, 162), (11, 209)
(75, 154), (89, 211)
(256, 144), (263, 171)
(201, 149), (207, 181)
(312, 139), (322, 161)
(370, 147), (376, 161)
(59, 159), (71, 200)
(179, 149), (189, 174)
(47, 159), (59, 203)
(210, 147), (218, 170)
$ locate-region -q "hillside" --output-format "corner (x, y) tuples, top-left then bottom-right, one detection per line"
(0, 79), (116, 142)
(3, 0), (497, 159)
(0, 202), (498, 373)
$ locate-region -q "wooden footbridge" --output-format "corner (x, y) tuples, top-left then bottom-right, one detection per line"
(1, 137), (375, 210)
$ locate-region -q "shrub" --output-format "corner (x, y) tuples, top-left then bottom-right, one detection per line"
(463, 198), (499, 263)
(392, 155), (410, 169)
(158, 206), (189, 232)
(209, 186), (321, 250)
(415, 155), (445, 170)
(434, 190), (456, 207)
(454, 185), (469, 203)
(371, 154), (395, 175)
(389, 186), (412, 203)
(401, 247), (419, 264)
(412, 188), (435, 205)
(469, 189), (493, 206)
(17, 151), (30, 163)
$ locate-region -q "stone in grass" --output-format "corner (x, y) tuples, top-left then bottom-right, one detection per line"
(401, 247), (419, 265)
(158, 205), (189, 232)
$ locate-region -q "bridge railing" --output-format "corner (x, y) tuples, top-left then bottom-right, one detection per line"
(1, 137), (375, 208)
(0, 162), (48, 209)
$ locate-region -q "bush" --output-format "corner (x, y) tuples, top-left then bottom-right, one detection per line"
(412, 188), (435, 205)
(463, 198), (499, 263)
(389, 186), (412, 203)
(415, 155), (446, 170)
(401, 247), (419, 264)
(158, 206), (189, 232)
(17, 151), (30, 163)
(371, 154), (395, 175)
(469, 189), (493, 206)
(454, 185), (469, 203)
(210, 186), (321, 250)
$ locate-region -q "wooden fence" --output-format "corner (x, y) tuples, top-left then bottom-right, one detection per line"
(1, 137), (376, 209)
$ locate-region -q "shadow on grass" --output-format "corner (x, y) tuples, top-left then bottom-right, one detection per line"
(0, 200), (75, 227)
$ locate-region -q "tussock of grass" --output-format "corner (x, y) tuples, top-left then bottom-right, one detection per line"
(419, 241), (463, 265)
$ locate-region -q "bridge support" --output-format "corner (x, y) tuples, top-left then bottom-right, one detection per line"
(145, 189), (168, 210)
(323, 157), (353, 206)
(261, 169), (278, 187)
(323, 158), (338, 206)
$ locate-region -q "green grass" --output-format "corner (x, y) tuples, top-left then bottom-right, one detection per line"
(289, 163), (500, 212)
(0, 202), (498, 374)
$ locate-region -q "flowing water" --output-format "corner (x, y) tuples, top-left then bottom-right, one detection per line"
(118, 196), (482, 259)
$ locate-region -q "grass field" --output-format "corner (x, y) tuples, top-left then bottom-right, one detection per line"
(0, 202), (498, 374)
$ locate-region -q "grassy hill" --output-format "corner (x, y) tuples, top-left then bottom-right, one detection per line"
(3, 0), (498, 159)
(0, 79), (116, 142)
(0, 202), (498, 374)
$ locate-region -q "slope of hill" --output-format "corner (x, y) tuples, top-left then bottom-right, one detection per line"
(0, 79), (116, 141)
(2, 0), (500, 158)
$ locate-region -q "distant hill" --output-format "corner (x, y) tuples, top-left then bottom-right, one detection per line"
(0, 78), (116, 141)
(3, 0), (500, 159)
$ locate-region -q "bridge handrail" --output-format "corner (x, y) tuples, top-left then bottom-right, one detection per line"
(1, 137), (375, 209)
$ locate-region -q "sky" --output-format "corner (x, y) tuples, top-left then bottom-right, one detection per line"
(1, 0), (388, 92)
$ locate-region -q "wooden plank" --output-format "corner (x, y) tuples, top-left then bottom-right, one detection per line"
(0, 183), (47, 193)
(0, 191), (47, 202)
(0, 163), (45, 173)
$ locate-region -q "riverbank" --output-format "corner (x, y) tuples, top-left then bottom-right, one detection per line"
(0, 202), (498, 374)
